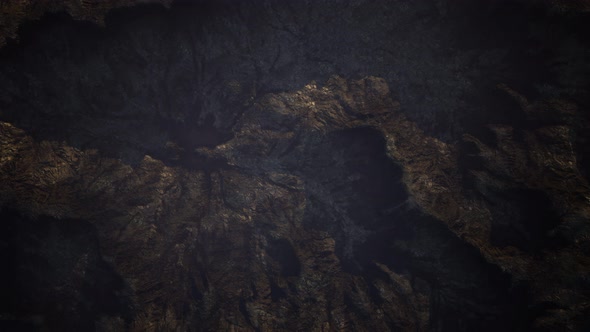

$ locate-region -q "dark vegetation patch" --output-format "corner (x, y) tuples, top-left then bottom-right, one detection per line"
(0, 208), (134, 331)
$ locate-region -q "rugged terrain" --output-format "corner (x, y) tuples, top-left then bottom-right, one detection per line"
(1, 0), (590, 331)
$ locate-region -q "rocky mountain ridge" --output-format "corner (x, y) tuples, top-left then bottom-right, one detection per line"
(1, 1), (589, 331)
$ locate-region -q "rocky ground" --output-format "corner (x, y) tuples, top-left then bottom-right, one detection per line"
(0, 0), (589, 331)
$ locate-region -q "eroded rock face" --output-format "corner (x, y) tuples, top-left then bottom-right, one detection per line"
(1, 76), (589, 331)
(1, 1), (590, 331)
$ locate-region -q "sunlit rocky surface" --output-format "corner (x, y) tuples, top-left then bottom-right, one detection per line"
(1, 1), (589, 331)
